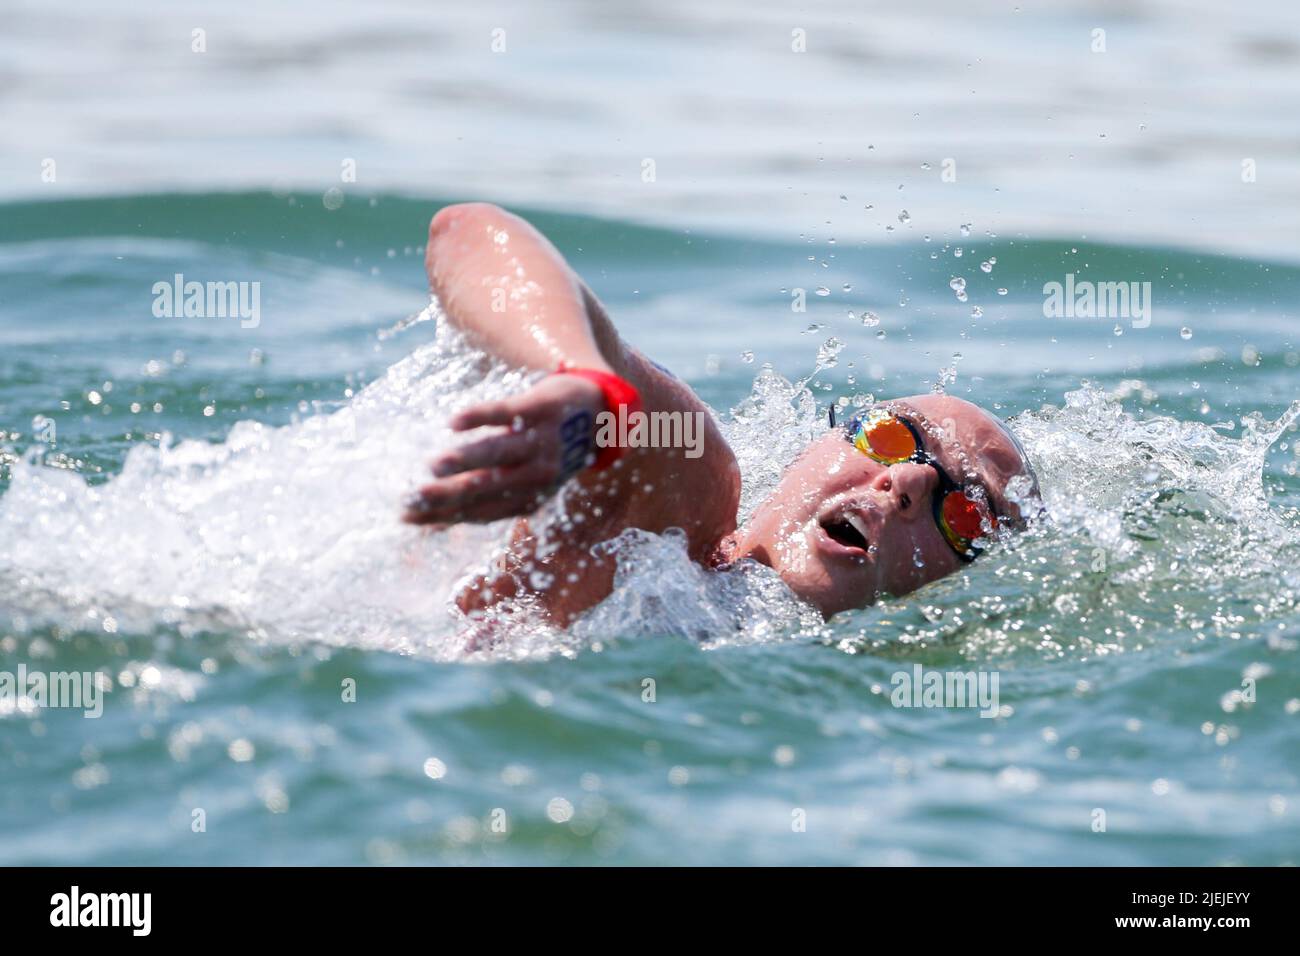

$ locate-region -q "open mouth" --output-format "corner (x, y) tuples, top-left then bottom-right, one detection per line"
(819, 512), (871, 554)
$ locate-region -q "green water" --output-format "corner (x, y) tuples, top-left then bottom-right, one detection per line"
(2, 193), (1299, 864)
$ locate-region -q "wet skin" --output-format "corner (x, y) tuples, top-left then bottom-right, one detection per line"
(405, 203), (1037, 625)
(724, 394), (1035, 617)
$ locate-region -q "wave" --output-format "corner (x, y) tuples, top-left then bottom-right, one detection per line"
(2, 297), (1296, 663)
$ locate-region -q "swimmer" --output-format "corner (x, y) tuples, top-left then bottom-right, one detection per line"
(404, 203), (1040, 625)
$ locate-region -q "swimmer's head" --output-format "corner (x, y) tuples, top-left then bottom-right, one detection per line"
(731, 394), (1040, 618)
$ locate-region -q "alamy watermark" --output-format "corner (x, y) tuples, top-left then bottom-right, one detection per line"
(0, 664), (105, 718)
(595, 407), (705, 459)
(50, 886), (150, 936)
(890, 663), (1000, 718)
(152, 273), (261, 329)
(1043, 273), (1151, 328)
(558, 407), (706, 478)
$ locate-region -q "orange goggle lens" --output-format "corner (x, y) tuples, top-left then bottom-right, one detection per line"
(853, 415), (918, 464)
(940, 490), (989, 545)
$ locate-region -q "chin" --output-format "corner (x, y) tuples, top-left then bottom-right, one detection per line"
(780, 566), (879, 619)
(740, 523), (880, 618)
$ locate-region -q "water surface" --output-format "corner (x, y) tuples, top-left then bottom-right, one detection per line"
(2, 0), (1299, 865)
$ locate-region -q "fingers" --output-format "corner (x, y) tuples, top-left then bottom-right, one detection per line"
(449, 397), (524, 431)
(441, 495), (546, 524)
(402, 460), (556, 525)
(431, 428), (542, 477)
(410, 376), (604, 524)
(403, 481), (543, 525)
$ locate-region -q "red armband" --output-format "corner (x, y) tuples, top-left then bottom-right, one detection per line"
(554, 364), (643, 470)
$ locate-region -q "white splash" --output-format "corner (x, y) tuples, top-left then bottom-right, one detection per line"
(0, 304), (825, 660)
(0, 303), (535, 657)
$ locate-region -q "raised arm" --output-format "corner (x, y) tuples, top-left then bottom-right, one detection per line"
(423, 202), (624, 376)
(404, 203), (629, 527)
(405, 203), (740, 624)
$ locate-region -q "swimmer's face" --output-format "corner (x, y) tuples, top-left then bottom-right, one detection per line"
(734, 395), (1037, 618)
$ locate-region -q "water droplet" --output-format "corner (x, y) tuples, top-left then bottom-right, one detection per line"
(861, 311), (880, 327)
(816, 337), (844, 369)
(842, 282), (852, 292)
(815, 286), (830, 296)
(741, 349), (755, 363)
(949, 277), (967, 293)
(1113, 324), (1123, 336)
(959, 223), (971, 237)
(971, 306), (983, 318)
(1180, 326), (1193, 340)
(898, 210), (911, 224)
(913, 548), (925, 568)
(996, 287), (1008, 296)
(980, 260), (993, 273)
(228, 739), (255, 762)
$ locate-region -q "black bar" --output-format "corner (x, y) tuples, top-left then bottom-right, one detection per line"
(0, 866), (1285, 941)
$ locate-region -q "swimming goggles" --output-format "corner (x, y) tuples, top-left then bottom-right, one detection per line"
(838, 407), (997, 561)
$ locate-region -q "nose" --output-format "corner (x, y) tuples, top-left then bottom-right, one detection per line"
(870, 462), (938, 520)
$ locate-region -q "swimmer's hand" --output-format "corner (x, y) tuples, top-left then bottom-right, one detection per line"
(403, 373), (606, 525)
